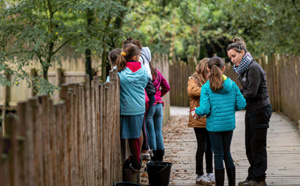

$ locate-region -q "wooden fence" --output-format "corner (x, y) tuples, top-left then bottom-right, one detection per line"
(169, 56), (198, 107)
(0, 70), (124, 186)
(151, 53), (171, 124)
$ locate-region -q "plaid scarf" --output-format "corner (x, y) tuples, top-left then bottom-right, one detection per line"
(233, 52), (253, 75)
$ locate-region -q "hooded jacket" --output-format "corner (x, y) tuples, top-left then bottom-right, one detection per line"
(140, 47), (156, 96)
(195, 77), (246, 132)
(118, 65), (149, 115)
(152, 69), (170, 105)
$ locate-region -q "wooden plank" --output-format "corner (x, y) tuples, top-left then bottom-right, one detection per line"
(103, 82), (110, 186)
(40, 96), (51, 186)
(92, 76), (99, 184)
(98, 83), (104, 186)
(90, 79), (96, 186)
(78, 84), (85, 186)
(30, 97), (44, 186)
(71, 84), (80, 186)
(0, 136), (9, 186)
(83, 75), (91, 186)
(14, 102), (26, 186)
(110, 70), (122, 182)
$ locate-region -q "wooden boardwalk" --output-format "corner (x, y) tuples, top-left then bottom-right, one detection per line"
(161, 107), (300, 186)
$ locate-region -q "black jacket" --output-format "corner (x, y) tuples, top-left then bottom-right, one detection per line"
(238, 60), (271, 112)
(145, 79), (156, 96)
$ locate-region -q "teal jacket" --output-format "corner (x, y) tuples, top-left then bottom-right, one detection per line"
(118, 66), (149, 115)
(195, 76), (246, 132)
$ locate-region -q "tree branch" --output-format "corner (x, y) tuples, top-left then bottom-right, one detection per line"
(52, 37), (77, 55)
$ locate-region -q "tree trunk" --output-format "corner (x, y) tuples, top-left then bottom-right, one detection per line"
(101, 51), (108, 82)
(85, 8), (93, 83)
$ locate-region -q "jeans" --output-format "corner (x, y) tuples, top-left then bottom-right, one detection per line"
(245, 104), (272, 181)
(146, 103), (164, 151)
(142, 94), (156, 151)
(194, 128), (213, 175)
(209, 131), (234, 170)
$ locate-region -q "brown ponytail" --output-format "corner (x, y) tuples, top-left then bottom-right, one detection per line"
(208, 57), (225, 92)
(226, 37), (247, 53)
(108, 48), (121, 67)
(116, 43), (141, 72)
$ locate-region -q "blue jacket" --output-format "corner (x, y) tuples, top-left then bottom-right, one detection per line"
(195, 76), (246, 132)
(118, 66), (149, 115)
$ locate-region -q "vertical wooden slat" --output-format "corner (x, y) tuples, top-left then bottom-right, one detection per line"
(40, 96), (50, 186)
(83, 76), (91, 186)
(78, 84), (85, 186)
(92, 76), (99, 184)
(98, 83), (104, 186)
(103, 82), (110, 186)
(5, 114), (16, 186)
(90, 80), (96, 186)
(0, 136), (9, 186)
(13, 103), (26, 186)
(30, 97), (44, 186)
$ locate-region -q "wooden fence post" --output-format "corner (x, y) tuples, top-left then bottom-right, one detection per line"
(0, 136), (9, 186)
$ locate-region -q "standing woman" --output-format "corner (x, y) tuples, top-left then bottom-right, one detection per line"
(227, 37), (272, 186)
(187, 58), (215, 185)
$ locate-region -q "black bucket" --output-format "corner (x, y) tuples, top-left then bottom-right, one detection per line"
(113, 182), (141, 186)
(146, 161), (172, 186)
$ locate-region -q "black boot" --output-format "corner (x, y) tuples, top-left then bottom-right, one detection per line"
(156, 149), (164, 161)
(152, 150), (157, 161)
(215, 169), (225, 186)
(226, 167), (235, 186)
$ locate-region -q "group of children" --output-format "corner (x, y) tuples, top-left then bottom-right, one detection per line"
(107, 37), (170, 171)
(188, 56), (246, 186)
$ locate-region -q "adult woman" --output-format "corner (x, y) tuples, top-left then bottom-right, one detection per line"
(227, 37), (272, 186)
(187, 58), (215, 185)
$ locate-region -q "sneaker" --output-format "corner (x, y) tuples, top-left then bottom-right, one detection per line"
(206, 173), (215, 184)
(196, 174), (212, 185)
(140, 152), (151, 161)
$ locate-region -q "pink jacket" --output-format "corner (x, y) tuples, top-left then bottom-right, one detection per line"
(152, 69), (170, 105)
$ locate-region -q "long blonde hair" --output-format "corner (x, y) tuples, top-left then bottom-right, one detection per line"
(191, 58), (209, 86)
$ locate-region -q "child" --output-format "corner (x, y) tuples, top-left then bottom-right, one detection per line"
(123, 37), (156, 160)
(106, 48), (121, 82)
(116, 43), (149, 171)
(187, 58), (214, 185)
(194, 57), (246, 186)
(146, 63), (170, 161)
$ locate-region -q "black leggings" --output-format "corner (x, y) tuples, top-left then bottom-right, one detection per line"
(194, 127), (213, 176)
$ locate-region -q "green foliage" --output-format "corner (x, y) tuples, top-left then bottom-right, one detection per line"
(0, 0), (129, 93)
(124, 0), (300, 59)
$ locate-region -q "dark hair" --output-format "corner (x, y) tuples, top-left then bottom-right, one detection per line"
(191, 58), (209, 87)
(208, 57), (225, 92)
(116, 44), (141, 72)
(108, 48), (121, 67)
(123, 37), (143, 49)
(149, 62), (157, 79)
(226, 37), (247, 53)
